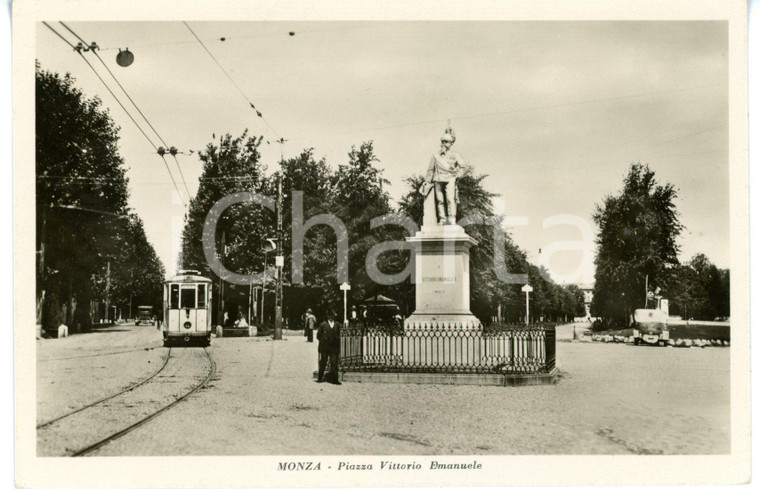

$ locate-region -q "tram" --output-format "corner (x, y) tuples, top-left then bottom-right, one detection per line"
(163, 270), (213, 346)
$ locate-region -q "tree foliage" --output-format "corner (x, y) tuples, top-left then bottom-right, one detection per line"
(591, 163), (683, 325)
(36, 65), (165, 330)
(180, 138), (404, 324)
(668, 254), (730, 320)
(563, 284), (588, 317)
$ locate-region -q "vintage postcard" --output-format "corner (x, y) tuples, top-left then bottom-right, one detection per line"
(14, 0), (750, 487)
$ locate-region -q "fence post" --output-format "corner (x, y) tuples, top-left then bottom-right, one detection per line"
(544, 324), (556, 370)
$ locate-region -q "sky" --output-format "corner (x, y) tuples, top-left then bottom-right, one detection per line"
(35, 21), (729, 283)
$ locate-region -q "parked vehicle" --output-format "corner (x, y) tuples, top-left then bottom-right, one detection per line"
(632, 307), (670, 346)
(135, 305), (153, 325)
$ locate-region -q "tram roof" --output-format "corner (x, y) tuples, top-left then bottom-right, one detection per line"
(166, 270), (213, 283)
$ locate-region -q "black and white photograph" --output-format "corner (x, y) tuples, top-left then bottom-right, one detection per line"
(14, 1), (750, 488)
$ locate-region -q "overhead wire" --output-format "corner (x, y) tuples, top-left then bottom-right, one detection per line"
(96, 24), (366, 52)
(182, 21), (284, 148)
(41, 22), (186, 207)
(649, 123), (728, 148)
(286, 82), (726, 143)
(59, 21), (192, 199)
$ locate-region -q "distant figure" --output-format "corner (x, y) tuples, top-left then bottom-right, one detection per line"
(393, 306), (403, 326)
(316, 309), (341, 385)
(235, 315), (248, 328)
(304, 308), (316, 343)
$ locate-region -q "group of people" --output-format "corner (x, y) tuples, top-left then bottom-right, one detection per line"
(302, 308), (342, 385)
(222, 307), (249, 328)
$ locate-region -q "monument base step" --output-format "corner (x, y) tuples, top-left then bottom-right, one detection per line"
(336, 368), (559, 387)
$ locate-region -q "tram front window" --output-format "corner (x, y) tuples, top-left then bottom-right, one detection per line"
(197, 284), (206, 308)
(180, 287), (196, 309)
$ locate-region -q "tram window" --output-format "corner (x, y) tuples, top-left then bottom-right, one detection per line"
(197, 284), (206, 308)
(170, 285), (179, 309)
(181, 287), (196, 309)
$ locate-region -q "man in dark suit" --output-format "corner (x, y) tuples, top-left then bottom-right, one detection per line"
(316, 309), (341, 385)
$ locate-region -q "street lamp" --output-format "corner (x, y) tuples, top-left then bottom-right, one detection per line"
(340, 282), (351, 325)
(522, 284), (533, 325)
(116, 48), (134, 67)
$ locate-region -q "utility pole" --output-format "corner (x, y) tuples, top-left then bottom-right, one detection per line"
(129, 270), (134, 321)
(248, 279), (253, 325)
(218, 231), (226, 326)
(105, 260), (111, 323)
(36, 206), (47, 330)
(644, 274), (649, 308)
(261, 254), (266, 326)
(252, 286), (258, 324)
(274, 173), (284, 340)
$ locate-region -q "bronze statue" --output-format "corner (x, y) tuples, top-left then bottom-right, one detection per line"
(420, 125), (466, 225)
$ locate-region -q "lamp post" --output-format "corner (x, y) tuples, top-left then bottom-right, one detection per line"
(274, 173), (284, 341)
(522, 284), (533, 325)
(340, 282), (351, 325)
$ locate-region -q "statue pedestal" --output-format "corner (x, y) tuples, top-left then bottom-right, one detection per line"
(405, 224), (481, 330)
(404, 224), (481, 367)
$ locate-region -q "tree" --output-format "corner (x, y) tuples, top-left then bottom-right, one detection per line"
(279, 147), (338, 321)
(668, 254), (730, 320)
(563, 284), (587, 318)
(591, 163), (683, 326)
(106, 215), (166, 316)
(331, 142), (396, 306)
(282, 142), (402, 319)
(36, 65), (164, 330)
(179, 132), (275, 324)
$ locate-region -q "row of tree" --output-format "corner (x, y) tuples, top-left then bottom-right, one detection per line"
(36, 66), (165, 331)
(591, 163), (729, 326)
(178, 132), (586, 326)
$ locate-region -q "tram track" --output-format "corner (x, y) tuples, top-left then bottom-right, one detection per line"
(38, 345), (162, 362)
(37, 347), (216, 457)
(36, 348), (173, 429)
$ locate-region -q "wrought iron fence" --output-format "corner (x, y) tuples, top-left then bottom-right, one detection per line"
(341, 320), (556, 374)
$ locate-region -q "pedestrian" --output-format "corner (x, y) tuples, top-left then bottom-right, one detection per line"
(304, 308), (316, 343)
(235, 314), (248, 328)
(316, 309), (341, 385)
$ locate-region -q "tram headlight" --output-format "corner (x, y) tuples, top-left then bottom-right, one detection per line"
(183, 321), (192, 330)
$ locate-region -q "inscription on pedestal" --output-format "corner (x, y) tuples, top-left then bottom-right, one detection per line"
(406, 226), (479, 321)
